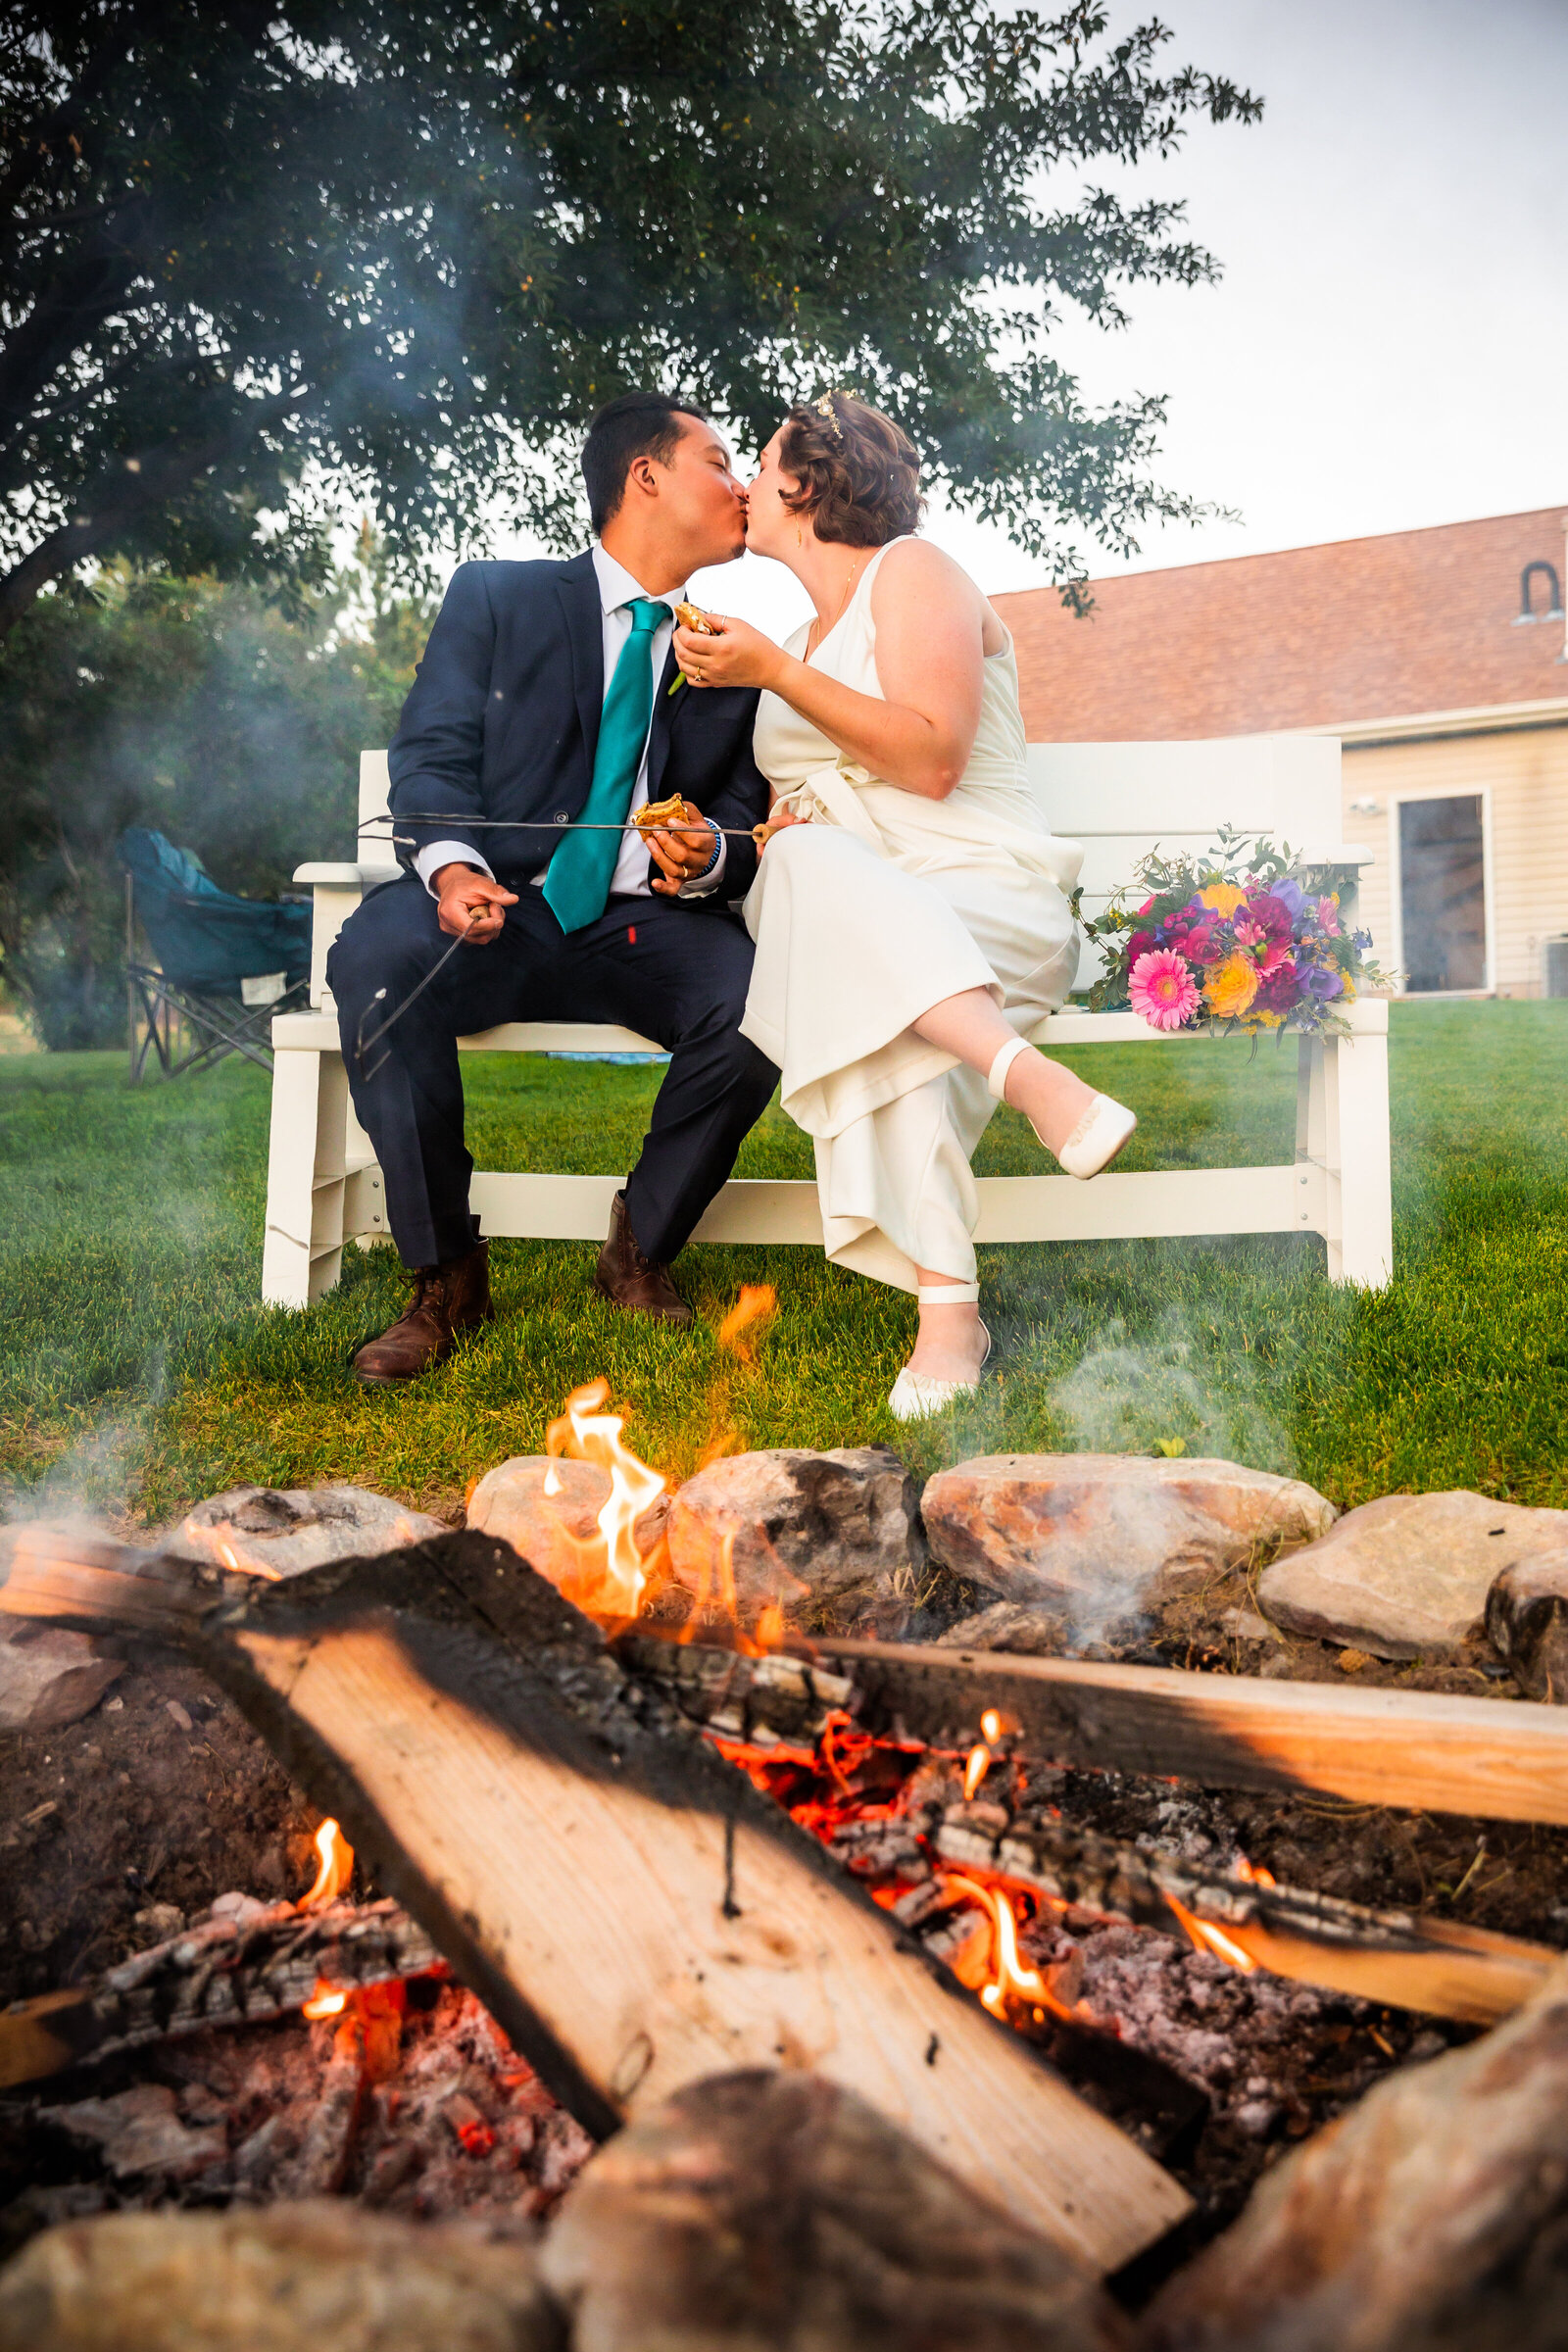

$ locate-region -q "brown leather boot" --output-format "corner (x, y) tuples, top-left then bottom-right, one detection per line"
(593, 1192), (693, 1325)
(353, 1241), (493, 1384)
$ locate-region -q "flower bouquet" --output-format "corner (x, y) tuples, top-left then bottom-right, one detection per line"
(1080, 828), (1389, 1035)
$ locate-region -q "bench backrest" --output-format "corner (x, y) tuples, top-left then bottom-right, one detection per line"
(356, 734), (1346, 981)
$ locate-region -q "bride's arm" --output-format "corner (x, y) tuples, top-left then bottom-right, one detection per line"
(674, 542), (987, 801)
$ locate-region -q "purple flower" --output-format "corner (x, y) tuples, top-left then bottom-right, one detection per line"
(1305, 964), (1344, 1000)
(1272, 878), (1305, 919)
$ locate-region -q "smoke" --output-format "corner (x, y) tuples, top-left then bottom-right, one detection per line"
(0, 1354), (166, 1549)
(1047, 1312), (1296, 1478)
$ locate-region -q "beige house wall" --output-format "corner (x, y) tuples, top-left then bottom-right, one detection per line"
(1335, 721), (1568, 998)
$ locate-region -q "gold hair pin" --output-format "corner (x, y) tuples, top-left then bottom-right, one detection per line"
(812, 391), (844, 441)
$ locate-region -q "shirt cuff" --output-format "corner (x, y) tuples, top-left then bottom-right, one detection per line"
(415, 840), (495, 897)
(677, 829), (727, 898)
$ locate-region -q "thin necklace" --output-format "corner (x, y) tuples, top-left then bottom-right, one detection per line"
(807, 551), (872, 658)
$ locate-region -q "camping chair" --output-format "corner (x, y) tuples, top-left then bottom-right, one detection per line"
(120, 828), (311, 1082)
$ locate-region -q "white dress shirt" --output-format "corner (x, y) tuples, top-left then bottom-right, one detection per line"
(414, 542), (727, 902)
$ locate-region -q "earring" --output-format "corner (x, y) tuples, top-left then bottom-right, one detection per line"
(796, 521), (803, 548)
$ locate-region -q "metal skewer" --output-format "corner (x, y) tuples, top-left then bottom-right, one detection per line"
(363, 814), (770, 842)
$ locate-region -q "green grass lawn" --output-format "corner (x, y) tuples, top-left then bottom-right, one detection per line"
(2, 1001), (1566, 1531)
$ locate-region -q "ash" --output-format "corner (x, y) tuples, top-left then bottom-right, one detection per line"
(3, 1978), (592, 2255)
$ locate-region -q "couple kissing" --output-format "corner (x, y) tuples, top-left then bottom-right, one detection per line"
(331, 389), (1137, 1419)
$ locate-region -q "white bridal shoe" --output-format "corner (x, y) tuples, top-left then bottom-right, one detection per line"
(888, 1283), (991, 1422)
(986, 1035), (1137, 1179)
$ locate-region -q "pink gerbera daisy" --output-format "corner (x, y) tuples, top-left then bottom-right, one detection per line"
(1129, 948), (1200, 1031)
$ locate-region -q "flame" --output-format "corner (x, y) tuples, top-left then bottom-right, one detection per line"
(942, 1875), (1076, 2023)
(181, 1516), (281, 1580)
(675, 1530), (787, 1656)
(303, 1979), (347, 2020)
(963, 1742), (991, 1800)
(716, 1284), (777, 1362)
(1233, 1854), (1277, 1888)
(302, 1818), (354, 1908)
(1165, 1888), (1258, 1972)
(980, 1707), (1005, 1744)
(542, 1379), (669, 1624)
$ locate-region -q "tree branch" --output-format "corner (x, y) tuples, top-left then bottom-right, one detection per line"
(0, 386), (306, 633)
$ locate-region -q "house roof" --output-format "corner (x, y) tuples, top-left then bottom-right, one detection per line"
(994, 506), (1568, 741)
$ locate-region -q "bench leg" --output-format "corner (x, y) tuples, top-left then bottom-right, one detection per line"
(1298, 1023), (1393, 1289)
(262, 1047), (352, 1306)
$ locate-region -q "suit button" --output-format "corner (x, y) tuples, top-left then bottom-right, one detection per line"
(553, 810), (569, 823)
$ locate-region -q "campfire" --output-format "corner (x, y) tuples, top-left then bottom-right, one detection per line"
(5, 1382), (1568, 2347)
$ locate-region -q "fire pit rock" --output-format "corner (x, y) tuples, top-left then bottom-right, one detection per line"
(540, 2067), (1129, 2352)
(0, 1619), (123, 1732)
(920, 1455), (1335, 1627)
(1142, 1961), (1568, 2352)
(159, 1487), (446, 1580)
(466, 1456), (668, 1590)
(1485, 1547), (1568, 1700)
(0, 2200), (560, 2352)
(665, 1446), (925, 1630)
(1256, 1492), (1568, 1662)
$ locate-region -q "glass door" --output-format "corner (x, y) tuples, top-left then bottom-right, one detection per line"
(1398, 795), (1487, 993)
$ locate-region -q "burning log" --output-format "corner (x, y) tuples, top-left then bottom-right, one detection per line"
(169, 1531), (1189, 2275)
(626, 1636), (1560, 2028)
(0, 1897), (441, 2090)
(816, 1635), (1568, 1827)
(934, 1815), (1558, 2029)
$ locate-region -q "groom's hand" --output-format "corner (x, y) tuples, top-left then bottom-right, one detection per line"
(647, 802), (720, 897)
(432, 863), (517, 943)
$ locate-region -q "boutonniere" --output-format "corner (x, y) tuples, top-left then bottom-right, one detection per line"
(667, 673), (686, 697)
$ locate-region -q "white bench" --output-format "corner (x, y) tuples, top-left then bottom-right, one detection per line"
(261, 739), (1390, 1305)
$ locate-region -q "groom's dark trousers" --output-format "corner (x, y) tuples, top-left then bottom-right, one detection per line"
(327, 554), (777, 1273)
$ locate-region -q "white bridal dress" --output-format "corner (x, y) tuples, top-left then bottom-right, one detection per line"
(741, 537), (1083, 1295)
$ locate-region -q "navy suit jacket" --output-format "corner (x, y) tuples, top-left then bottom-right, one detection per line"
(387, 553), (768, 903)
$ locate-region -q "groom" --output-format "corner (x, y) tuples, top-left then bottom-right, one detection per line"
(328, 393), (777, 1384)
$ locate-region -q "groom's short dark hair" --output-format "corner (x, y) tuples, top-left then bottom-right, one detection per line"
(582, 392), (710, 534)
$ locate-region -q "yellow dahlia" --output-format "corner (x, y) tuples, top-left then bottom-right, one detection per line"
(1199, 882), (1248, 918)
(1204, 951), (1260, 1017)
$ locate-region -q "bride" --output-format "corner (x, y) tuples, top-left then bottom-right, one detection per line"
(670, 392), (1138, 1419)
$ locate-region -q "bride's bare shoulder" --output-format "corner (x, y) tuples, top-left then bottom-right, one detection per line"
(868, 534), (982, 617)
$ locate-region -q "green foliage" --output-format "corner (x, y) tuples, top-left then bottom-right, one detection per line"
(0, 1), (1260, 620)
(0, 548), (428, 1047)
(3, 1004), (1566, 1528)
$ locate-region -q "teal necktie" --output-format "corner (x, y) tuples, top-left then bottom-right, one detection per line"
(544, 596), (666, 934)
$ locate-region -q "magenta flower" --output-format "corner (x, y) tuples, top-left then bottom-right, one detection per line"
(1130, 948), (1200, 1030)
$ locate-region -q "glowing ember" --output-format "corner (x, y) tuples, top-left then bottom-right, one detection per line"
(302, 1817), (354, 1908)
(542, 1379), (669, 1623)
(180, 1516), (282, 1580)
(1233, 1854), (1278, 1888)
(1165, 1888), (1258, 1972)
(716, 1283), (777, 1361)
(941, 1874), (1077, 2023)
(302, 1980), (347, 2020)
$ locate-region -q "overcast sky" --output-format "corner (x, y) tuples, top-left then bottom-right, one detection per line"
(666, 0), (1568, 634)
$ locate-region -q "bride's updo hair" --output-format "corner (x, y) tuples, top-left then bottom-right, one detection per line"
(777, 392), (924, 547)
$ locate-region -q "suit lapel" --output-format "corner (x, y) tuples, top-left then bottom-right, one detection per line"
(555, 552), (604, 772)
(646, 640), (682, 799)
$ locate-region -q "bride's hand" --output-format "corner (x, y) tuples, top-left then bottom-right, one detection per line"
(673, 613), (783, 692)
(753, 806), (803, 852)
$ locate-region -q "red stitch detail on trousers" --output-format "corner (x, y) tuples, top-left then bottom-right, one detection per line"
(627, 925), (637, 944)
